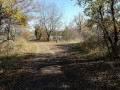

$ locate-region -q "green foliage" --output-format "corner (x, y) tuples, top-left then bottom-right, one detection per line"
(75, 0), (120, 58)
(0, 0), (27, 25)
(72, 43), (89, 55)
(51, 29), (57, 36)
(62, 30), (67, 37)
(35, 29), (39, 39)
(0, 0), (28, 42)
(18, 14), (27, 26)
(0, 55), (25, 70)
(71, 36), (107, 59)
(34, 25), (42, 40)
(61, 27), (68, 40)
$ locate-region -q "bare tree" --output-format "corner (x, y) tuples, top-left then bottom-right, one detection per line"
(35, 2), (62, 41)
(74, 13), (85, 33)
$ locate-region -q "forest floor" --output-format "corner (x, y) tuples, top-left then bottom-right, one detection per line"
(1, 41), (119, 90)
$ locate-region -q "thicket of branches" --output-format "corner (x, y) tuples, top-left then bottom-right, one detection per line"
(75, 0), (120, 58)
(34, 1), (62, 41)
(0, 0), (33, 44)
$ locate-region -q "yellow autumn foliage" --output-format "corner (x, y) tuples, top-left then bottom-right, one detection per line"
(0, 0), (27, 25)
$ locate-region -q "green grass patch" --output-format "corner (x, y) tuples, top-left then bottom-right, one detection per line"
(71, 43), (89, 55)
(0, 54), (25, 71)
(0, 53), (35, 72)
(71, 43), (107, 59)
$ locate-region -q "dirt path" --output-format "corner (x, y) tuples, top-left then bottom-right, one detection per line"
(8, 42), (72, 90)
(6, 41), (115, 90)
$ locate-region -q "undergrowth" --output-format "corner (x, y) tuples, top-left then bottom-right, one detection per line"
(0, 37), (36, 74)
(71, 41), (120, 89)
(71, 42), (107, 59)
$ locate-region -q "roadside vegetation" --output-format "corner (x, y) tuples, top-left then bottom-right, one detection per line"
(0, 37), (36, 88)
(0, 37), (36, 71)
(0, 0), (120, 89)
(71, 37), (120, 88)
(71, 28), (120, 88)
(0, 0), (36, 88)
(70, 0), (120, 88)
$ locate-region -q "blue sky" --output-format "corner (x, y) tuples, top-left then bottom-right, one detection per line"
(44, 0), (84, 23)
(28, 0), (84, 30)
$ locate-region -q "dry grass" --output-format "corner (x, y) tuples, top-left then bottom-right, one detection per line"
(0, 37), (36, 74)
(0, 37), (36, 56)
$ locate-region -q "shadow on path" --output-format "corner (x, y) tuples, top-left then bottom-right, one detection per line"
(6, 43), (117, 90)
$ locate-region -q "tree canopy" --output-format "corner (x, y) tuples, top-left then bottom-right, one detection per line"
(75, 0), (120, 58)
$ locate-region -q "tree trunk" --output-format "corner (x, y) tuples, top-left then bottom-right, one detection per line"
(111, 0), (119, 58)
(98, 3), (119, 58)
(46, 30), (52, 42)
(47, 34), (50, 42)
(7, 19), (11, 40)
(38, 34), (42, 40)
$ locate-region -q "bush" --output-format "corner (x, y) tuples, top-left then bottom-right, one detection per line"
(0, 37), (36, 73)
(72, 43), (89, 55)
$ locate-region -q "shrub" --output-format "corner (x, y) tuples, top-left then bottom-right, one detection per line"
(72, 43), (89, 55)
